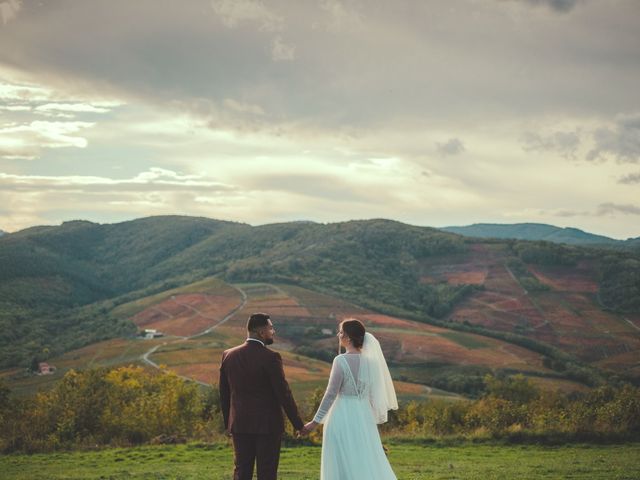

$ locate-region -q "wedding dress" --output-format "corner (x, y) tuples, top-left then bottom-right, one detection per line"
(313, 333), (398, 480)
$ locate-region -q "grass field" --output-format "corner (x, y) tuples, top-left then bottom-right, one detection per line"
(1, 442), (639, 479)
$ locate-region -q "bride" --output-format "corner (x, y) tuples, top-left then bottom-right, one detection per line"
(302, 318), (398, 479)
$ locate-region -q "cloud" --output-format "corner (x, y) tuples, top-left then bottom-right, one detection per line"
(0, 167), (232, 192)
(552, 209), (590, 217)
(530, 203), (640, 218)
(0, 168), (238, 232)
(0, 104), (30, 111)
(271, 35), (296, 62)
(210, 1), (295, 63)
(436, 138), (465, 156)
(587, 113), (640, 163)
(0, 1), (637, 134)
(222, 98), (265, 116)
(318, 0), (364, 32)
(211, 0), (282, 31)
(521, 130), (581, 159)
(0, 79), (125, 159)
(0, 0), (639, 240)
(618, 172), (640, 184)
(0, 120), (96, 159)
(0, 80), (52, 102)
(35, 103), (113, 114)
(503, 0), (582, 13)
(0, 0), (21, 25)
(244, 173), (386, 203)
(596, 202), (640, 216)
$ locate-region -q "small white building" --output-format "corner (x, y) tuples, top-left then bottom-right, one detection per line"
(321, 328), (333, 336)
(142, 329), (164, 339)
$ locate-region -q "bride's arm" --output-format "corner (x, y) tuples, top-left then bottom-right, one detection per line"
(311, 356), (344, 424)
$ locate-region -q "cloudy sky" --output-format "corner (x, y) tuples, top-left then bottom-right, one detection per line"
(0, 0), (639, 238)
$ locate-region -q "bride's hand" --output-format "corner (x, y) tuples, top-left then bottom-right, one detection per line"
(302, 421), (318, 435)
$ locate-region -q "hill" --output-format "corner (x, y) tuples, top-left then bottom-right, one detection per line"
(440, 222), (639, 246)
(0, 215), (638, 391)
(2, 277), (585, 400)
(0, 216), (467, 368)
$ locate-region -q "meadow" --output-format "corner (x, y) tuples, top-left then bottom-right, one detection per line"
(1, 442), (639, 479)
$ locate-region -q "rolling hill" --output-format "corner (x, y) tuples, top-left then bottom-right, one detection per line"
(0, 277), (585, 401)
(441, 222), (639, 246)
(0, 215), (639, 398)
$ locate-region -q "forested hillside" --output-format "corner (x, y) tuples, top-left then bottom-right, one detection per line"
(0, 217), (468, 367)
(0, 216), (638, 384)
(442, 222), (640, 247)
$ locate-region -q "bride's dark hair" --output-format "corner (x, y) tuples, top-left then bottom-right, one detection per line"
(339, 318), (366, 352)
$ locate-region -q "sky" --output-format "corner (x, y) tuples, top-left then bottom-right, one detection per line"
(0, 0), (639, 238)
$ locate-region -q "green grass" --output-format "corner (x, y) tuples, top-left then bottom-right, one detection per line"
(1, 442), (639, 479)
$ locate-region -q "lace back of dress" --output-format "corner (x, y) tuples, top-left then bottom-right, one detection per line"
(340, 355), (369, 399)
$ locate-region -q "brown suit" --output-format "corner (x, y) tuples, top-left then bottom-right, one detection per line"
(219, 339), (303, 480)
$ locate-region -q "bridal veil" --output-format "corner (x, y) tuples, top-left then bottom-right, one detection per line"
(360, 332), (398, 424)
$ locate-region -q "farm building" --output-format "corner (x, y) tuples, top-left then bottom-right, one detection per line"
(38, 362), (56, 375)
(142, 329), (165, 339)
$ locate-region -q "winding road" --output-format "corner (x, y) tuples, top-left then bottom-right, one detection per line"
(140, 284), (248, 387)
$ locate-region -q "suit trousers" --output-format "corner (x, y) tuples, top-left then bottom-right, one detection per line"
(231, 432), (282, 480)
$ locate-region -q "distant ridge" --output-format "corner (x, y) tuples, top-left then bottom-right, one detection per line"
(0, 229), (5, 237)
(440, 222), (639, 246)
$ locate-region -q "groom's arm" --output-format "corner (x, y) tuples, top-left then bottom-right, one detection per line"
(266, 352), (304, 431)
(219, 352), (231, 431)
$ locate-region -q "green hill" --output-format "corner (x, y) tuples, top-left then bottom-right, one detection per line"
(440, 222), (634, 246)
(0, 216), (638, 387)
(0, 217), (465, 368)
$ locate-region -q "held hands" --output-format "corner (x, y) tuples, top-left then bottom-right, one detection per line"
(300, 420), (319, 436)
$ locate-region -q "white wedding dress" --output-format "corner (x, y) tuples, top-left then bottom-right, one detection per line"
(313, 341), (397, 480)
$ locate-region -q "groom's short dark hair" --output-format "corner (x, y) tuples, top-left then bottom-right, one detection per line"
(247, 313), (270, 332)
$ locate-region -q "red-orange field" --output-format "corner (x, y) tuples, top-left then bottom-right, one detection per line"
(596, 350), (640, 378)
(154, 345), (333, 387)
(444, 270), (488, 285)
(528, 263), (598, 293)
(534, 293), (640, 357)
(451, 289), (546, 332)
(452, 285), (640, 363)
(171, 364), (217, 385)
(536, 302), (591, 331)
(156, 345), (434, 401)
(132, 293), (242, 337)
(248, 296), (312, 317)
(529, 377), (590, 394)
(280, 285), (366, 317)
(418, 246), (490, 286)
(387, 331), (548, 373)
(53, 338), (160, 368)
(210, 284), (551, 378)
(357, 313), (446, 331)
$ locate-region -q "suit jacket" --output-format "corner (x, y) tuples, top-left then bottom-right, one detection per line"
(219, 340), (304, 434)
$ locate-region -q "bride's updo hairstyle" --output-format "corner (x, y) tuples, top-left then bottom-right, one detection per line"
(340, 318), (366, 349)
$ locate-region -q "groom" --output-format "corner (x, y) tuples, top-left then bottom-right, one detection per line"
(219, 312), (304, 480)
